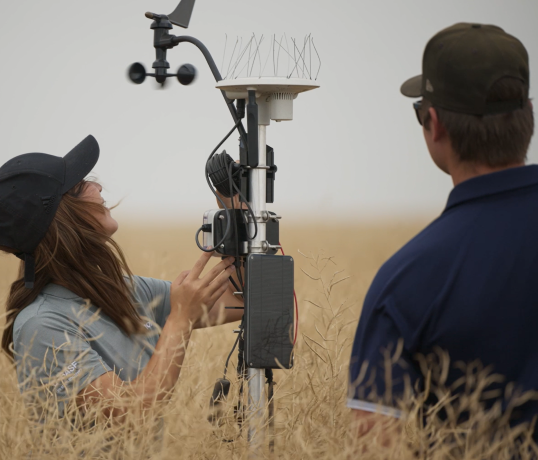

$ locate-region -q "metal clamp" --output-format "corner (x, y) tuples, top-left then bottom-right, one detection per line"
(249, 241), (281, 252)
(245, 210), (271, 223)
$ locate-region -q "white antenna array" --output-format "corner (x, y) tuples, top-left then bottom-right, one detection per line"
(220, 34), (321, 81)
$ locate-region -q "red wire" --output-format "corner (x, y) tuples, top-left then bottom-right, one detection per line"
(279, 243), (298, 345)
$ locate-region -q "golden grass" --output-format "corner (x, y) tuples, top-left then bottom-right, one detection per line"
(0, 222), (536, 459)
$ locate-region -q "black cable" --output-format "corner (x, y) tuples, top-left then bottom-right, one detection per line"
(232, 179), (258, 241)
(168, 36), (248, 147)
(228, 275), (241, 293)
(223, 324), (242, 378)
(227, 160), (245, 289)
(236, 323), (246, 433)
(229, 160), (238, 258)
(266, 368), (275, 453)
(208, 152), (241, 198)
(195, 120), (242, 252)
(235, 260), (244, 290)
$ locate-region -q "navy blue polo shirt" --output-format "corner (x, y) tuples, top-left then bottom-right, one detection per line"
(348, 165), (538, 433)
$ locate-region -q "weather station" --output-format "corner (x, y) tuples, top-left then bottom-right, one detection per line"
(127, 1), (320, 455)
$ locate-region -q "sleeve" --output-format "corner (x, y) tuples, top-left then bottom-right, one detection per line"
(14, 313), (112, 403)
(348, 294), (422, 418)
(132, 276), (172, 329)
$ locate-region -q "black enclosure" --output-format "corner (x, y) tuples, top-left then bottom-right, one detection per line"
(245, 254), (294, 369)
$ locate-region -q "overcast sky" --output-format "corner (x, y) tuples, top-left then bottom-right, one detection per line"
(0, 0), (537, 224)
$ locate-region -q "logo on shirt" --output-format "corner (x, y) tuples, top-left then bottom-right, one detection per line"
(144, 321), (153, 329)
(62, 361), (79, 376)
(55, 361), (81, 394)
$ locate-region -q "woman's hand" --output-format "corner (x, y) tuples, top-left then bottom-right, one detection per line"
(170, 252), (235, 325)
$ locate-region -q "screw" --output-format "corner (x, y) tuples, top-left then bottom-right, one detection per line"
(220, 244), (225, 248)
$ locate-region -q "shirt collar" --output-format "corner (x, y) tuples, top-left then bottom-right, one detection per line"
(41, 283), (81, 300)
(444, 165), (538, 212)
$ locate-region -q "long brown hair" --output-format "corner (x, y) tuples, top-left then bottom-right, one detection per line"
(1, 180), (144, 358)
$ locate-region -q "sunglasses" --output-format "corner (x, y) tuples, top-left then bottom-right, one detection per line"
(413, 100), (423, 126)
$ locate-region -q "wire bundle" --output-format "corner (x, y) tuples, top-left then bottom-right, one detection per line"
(207, 151), (241, 198)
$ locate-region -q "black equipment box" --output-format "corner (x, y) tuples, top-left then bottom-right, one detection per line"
(213, 210), (280, 256)
(244, 254), (294, 369)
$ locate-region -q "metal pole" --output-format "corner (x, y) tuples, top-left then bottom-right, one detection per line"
(247, 368), (266, 449)
(249, 124), (267, 250)
(248, 124), (267, 455)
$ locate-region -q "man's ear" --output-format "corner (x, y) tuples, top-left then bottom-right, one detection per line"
(429, 107), (446, 142)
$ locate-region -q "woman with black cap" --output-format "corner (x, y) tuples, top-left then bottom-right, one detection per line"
(0, 135), (243, 419)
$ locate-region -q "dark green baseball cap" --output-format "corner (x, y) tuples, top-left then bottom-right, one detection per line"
(401, 23), (529, 115)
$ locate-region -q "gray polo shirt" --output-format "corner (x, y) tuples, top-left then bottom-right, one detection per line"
(13, 276), (171, 406)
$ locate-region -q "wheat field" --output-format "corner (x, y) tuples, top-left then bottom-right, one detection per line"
(0, 222), (535, 459)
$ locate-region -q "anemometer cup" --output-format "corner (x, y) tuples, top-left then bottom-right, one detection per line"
(128, 62), (147, 85)
(177, 64), (197, 85)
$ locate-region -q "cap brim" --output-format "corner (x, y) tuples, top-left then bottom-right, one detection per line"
(400, 74), (422, 97)
(62, 136), (100, 194)
(61, 135), (100, 194)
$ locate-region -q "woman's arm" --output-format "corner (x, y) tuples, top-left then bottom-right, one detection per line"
(76, 252), (235, 419)
(77, 311), (192, 419)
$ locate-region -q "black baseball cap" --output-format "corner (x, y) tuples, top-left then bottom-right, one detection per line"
(0, 135), (99, 288)
(401, 23), (529, 115)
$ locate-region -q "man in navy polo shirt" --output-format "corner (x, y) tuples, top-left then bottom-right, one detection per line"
(348, 23), (536, 439)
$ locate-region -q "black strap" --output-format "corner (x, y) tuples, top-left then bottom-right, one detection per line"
(19, 253), (35, 289)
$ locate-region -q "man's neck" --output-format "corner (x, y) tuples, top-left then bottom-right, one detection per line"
(449, 160), (526, 186)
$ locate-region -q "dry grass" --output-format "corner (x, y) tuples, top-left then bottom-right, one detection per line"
(0, 222), (536, 459)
